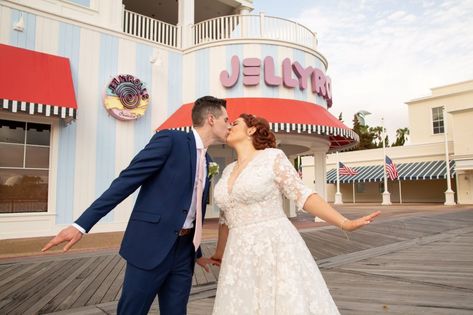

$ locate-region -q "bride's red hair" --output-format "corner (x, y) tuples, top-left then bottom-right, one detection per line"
(239, 113), (277, 150)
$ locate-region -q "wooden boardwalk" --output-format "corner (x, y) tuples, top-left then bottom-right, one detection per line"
(1, 207), (472, 314)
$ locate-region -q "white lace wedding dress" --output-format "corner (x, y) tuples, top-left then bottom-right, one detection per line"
(212, 148), (340, 315)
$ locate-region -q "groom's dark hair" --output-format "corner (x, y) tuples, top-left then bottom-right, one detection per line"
(192, 96), (227, 127)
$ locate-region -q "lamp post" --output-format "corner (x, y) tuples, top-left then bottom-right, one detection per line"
(443, 106), (456, 205)
(348, 110), (371, 204)
(381, 117), (392, 205)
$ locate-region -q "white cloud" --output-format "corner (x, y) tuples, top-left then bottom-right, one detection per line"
(294, 0), (473, 139)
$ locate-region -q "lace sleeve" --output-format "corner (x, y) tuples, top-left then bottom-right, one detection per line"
(273, 150), (315, 209)
(219, 209), (227, 225)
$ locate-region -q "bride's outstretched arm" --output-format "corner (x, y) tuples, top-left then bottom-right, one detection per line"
(212, 223), (229, 261)
(302, 194), (380, 231)
(273, 150), (380, 232)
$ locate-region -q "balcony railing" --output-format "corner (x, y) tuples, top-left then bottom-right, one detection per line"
(122, 11), (317, 51)
(192, 14), (317, 49)
(123, 9), (179, 48)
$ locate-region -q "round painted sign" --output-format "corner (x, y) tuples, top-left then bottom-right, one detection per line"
(104, 74), (149, 121)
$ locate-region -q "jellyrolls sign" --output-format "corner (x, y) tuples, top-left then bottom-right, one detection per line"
(220, 56), (333, 107)
(104, 74), (149, 121)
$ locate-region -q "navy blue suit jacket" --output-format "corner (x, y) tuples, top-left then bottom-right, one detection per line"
(75, 130), (211, 270)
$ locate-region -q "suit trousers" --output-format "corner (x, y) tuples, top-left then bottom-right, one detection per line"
(117, 233), (195, 315)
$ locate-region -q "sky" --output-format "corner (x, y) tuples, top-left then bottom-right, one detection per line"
(252, 0), (473, 141)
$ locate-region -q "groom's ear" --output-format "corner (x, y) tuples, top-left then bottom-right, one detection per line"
(207, 114), (215, 126)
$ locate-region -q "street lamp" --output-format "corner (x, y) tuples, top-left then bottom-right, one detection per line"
(443, 106), (456, 205)
(381, 117), (392, 205)
(334, 110), (371, 205)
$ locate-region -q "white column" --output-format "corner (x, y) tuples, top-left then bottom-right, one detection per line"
(381, 118), (391, 205)
(237, 5), (252, 15)
(313, 151), (327, 200)
(334, 151), (343, 204)
(178, 0), (195, 48)
(313, 150), (327, 223)
(443, 107), (456, 205)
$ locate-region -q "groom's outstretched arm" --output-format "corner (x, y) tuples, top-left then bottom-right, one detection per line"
(42, 130), (173, 252)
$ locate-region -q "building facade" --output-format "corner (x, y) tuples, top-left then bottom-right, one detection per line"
(302, 80), (473, 205)
(0, 0), (357, 239)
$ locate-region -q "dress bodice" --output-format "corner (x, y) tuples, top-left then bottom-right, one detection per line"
(214, 148), (313, 229)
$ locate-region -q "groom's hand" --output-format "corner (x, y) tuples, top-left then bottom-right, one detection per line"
(196, 257), (221, 272)
(41, 226), (83, 252)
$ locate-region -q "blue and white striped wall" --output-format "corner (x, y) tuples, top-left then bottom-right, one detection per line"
(0, 4), (330, 238)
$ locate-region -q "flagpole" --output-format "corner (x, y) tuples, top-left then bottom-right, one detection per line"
(398, 180), (402, 204)
(443, 106), (456, 205)
(381, 117), (391, 205)
(352, 182), (356, 204)
(334, 152), (343, 204)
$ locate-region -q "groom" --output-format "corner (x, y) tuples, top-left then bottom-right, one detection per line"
(42, 96), (230, 315)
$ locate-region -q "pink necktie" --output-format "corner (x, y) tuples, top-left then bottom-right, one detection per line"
(193, 148), (206, 250)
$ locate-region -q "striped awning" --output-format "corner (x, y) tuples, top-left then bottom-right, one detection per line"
(157, 98), (359, 151)
(326, 160), (456, 184)
(0, 44), (77, 120)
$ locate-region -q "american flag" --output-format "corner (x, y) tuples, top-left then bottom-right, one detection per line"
(338, 162), (358, 176)
(385, 156), (398, 180)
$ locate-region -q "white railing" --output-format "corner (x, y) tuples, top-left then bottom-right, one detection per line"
(122, 11), (318, 51)
(191, 14), (317, 50)
(123, 9), (179, 48)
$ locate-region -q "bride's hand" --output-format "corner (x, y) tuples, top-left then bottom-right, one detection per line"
(196, 257), (221, 272)
(343, 211), (381, 232)
(211, 254), (222, 263)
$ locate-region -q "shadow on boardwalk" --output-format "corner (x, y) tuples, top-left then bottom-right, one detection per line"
(1, 206), (473, 314)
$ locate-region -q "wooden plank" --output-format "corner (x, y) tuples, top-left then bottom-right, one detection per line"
(86, 255), (123, 305)
(24, 257), (100, 314)
(46, 255), (110, 312)
(2, 208), (473, 315)
(0, 261), (49, 296)
(1, 258), (84, 314)
(100, 257), (125, 303)
(71, 254), (116, 307)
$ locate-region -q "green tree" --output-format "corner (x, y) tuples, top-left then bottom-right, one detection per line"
(392, 127), (409, 146)
(352, 114), (376, 150)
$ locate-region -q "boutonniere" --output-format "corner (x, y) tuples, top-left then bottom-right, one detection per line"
(208, 162), (219, 178)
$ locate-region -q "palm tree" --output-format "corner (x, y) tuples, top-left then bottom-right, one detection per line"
(392, 128), (410, 146)
(369, 126), (384, 147)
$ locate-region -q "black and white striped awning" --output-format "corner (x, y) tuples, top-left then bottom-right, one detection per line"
(0, 44), (77, 121)
(327, 160), (456, 184)
(1, 99), (76, 119)
(158, 98), (360, 151)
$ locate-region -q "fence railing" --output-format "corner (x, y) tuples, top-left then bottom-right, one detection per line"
(123, 9), (179, 48)
(191, 14), (317, 49)
(122, 11), (317, 51)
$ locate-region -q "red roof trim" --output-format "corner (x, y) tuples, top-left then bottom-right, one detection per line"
(0, 44), (77, 112)
(157, 98), (358, 150)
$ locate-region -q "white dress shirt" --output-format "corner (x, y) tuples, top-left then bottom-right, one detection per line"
(73, 128), (206, 234)
(182, 128), (207, 229)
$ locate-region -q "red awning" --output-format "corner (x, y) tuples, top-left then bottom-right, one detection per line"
(157, 98), (359, 150)
(0, 44), (77, 119)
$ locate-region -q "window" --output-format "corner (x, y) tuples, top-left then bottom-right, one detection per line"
(64, 0), (90, 7)
(0, 119), (50, 213)
(432, 107), (444, 134)
(355, 182), (365, 193)
(379, 182), (384, 193)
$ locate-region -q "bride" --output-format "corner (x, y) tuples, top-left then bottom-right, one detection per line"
(210, 114), (380, 315)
